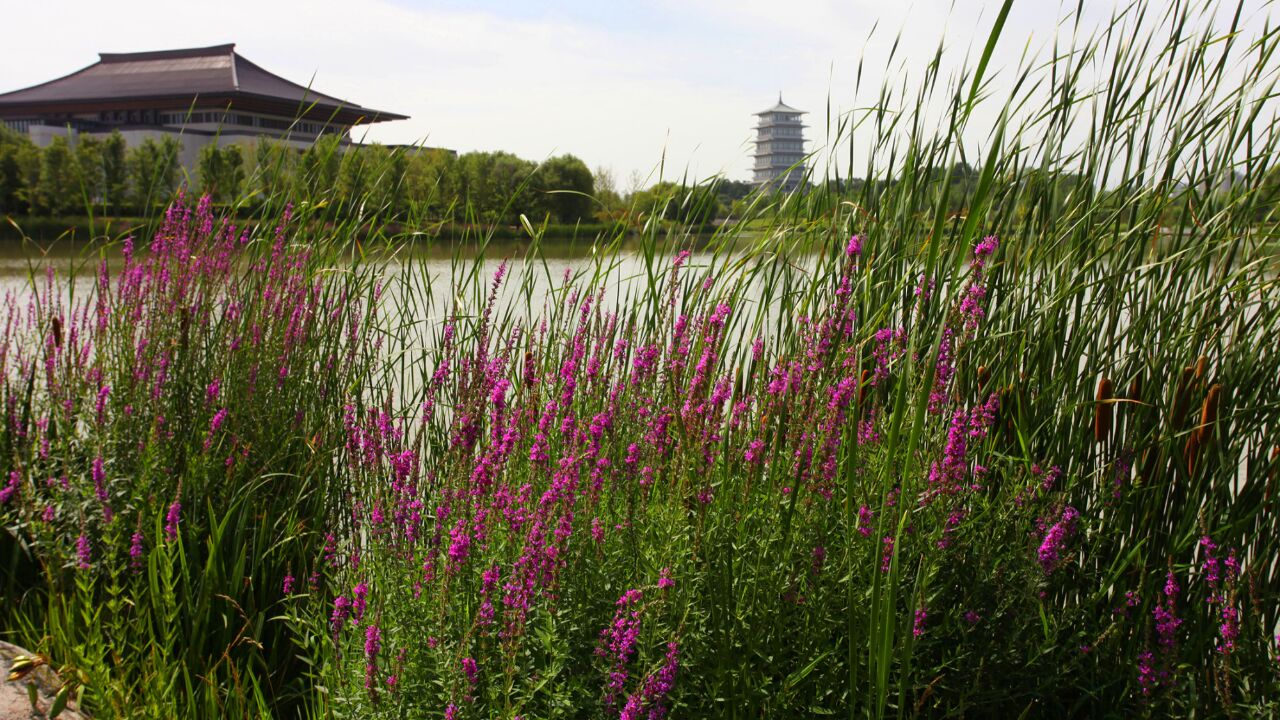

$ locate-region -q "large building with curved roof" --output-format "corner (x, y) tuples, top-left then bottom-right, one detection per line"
(0, 43), (408, 168)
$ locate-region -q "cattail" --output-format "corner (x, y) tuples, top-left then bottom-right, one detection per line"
(857, 369), (872, 410)
(997, 384), (1017, 440)
(1184, 432), (1200, 477)
(1171, 365), (1195, 428)
(1196, 384), (1221, 445)
(976, 365), (990, 390)
(50, 316), (62, 349)
(1127, 376), (1141, 403)
(1194, 355), (1209, 383)
(1095, 378), (1114, 443)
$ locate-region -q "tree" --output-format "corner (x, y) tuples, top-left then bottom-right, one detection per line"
(127, 137), (181, 211)
(0, 127), (35, 214)
(375, 147), (409, 217)
(74, 135), (105, 209)
(531, 154), (594, 223)
(630, 181), (723, 225)
(404, 148), (460, 218)
(591, 165), (626, 222)
(197, 143), (245, 204)
(337, 144), (371, 211)
(101, 131), (128, 213)
(299, 135), (342, 205)
(457, 151), (538, 224)
(36, 136), (79, 215)
(252, 138), (296, 202)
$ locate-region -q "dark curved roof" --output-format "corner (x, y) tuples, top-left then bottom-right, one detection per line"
(755, 95), (806, 116)
(0, 43), (407, 124)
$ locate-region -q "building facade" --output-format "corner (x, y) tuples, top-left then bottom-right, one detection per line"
(752, 96), (807, 192)
(0, 44), (407, 170)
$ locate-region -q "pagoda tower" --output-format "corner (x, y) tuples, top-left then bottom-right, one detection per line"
(751, 95), (807, 192)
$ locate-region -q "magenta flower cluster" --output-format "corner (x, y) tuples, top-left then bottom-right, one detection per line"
(1037, 506), (1080, 574)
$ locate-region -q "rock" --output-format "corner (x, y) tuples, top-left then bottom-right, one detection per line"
(0, 642), (85, 719)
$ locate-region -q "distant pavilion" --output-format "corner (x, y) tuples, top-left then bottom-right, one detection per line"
(751, 95), (807, 192)
(0, 43), (408, 168)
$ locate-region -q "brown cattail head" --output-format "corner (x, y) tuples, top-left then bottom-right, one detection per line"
(50, 316), (62, 349)
(1195, 355), (1209, 383)
(1095, 377), (1114, 443)
(858, 369), (872, 408)
(1127, 376), (1142, 403)
(977, 365), (990, 390)
(1185, 433), (1201, 476)
(1196, 384), (1222, 444)
(1171, 365), (1195, 428)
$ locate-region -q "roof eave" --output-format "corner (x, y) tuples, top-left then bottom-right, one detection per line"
(0, 92), (408, 124)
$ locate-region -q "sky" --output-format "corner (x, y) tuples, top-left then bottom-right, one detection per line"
(1, 0), (1274, 188)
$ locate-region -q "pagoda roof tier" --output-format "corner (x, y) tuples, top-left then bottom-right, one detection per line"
(754, 96), (806, 115)
(0, 44), (407, 125)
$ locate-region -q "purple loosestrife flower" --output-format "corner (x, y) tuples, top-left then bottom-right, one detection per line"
(461, 656), (478, 686)
(164, 499), (182, 542)
(658, 567), (675, 590)
(1218, 604), (1240, 655)
(972, 235), (999, 272)
(75, 534), (91, 569)
(857, 505), (874, 537)
(1200, 536), (1222, 590)
(352, 582), (369, 622)
(444, 703), (459, 720)
(598, 589), (645, 708)
(129, 532), (144, 573)
(203, 404), (229, 448)
(92, 456), (107, 504)
(621, 640), (681, 720)
(1154, 572), (1182, 652)
(94, 384), (110, 423)
(0, 471), (19, 504)
(914, 274), (935, 302)
(871, 327), (907, 384)
(964, 610), (982, 625)
(880, 535), (895, 573)
(1037, 506), (1080, 574)
(913, 607), (928, 638)
(958, 285), (988, 331)
(447, 518), (471, 570)
(1137, 651), (1157, 697)
(364, 624), (382, 690)
(282, 574), (296, 595)
(331, 595), (351, 630)
(846, 234), (862, 257)
(927, 328), (956, 414)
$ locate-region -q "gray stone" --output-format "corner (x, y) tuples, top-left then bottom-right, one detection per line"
(0, 642), (85, 719)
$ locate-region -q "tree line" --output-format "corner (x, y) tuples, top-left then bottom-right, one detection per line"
(0, 127), (768, 227)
